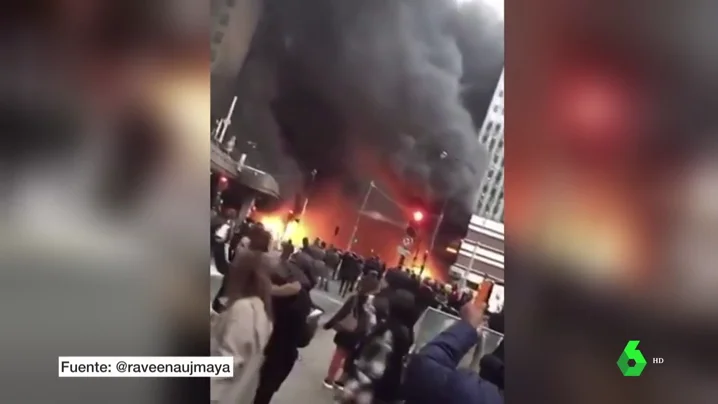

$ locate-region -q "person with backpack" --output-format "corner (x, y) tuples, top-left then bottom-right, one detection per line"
(337, 289), (416, 404)
(252, 250), (316, 404)
(322, 274), (380, 389)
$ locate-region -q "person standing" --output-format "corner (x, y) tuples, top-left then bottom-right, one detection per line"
(210, 252), (273, 404)
(339, 253), (361, 298)
(280, 238), (295, 262)
(211, 208), (235, 276)
(338, 251), (354, 297)
(228, 218), (251, 263)
(324, 244), (341, 288)
(338, 289), (416, 404)
(321, 275), (380, 389)
(253, 253), (313, 404)
(211, 208), (239, 314)
(315, 241), (331, 291)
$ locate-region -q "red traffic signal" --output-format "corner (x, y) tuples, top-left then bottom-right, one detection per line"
(412, 211), (424, 222)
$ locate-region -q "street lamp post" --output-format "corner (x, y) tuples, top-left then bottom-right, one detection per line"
(299, 169), (317, 220)
(346, 181), (374, 251)
(418, 199), (448, 276)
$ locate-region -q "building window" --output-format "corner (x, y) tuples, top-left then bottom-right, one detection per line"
(493, 105), (499, 113)
(498, 139), (504, 149)
(489, 138), (496, 151)
(498, 90), (503, 98)
(495, 123), (502, 133)
(212, 31), (224, 43)
(486, 121), (493, 133)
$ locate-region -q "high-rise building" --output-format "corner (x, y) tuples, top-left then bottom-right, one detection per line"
(447, 69), (505, 312)
(210, 0), (263, 98)
(475, 69), (504, 222)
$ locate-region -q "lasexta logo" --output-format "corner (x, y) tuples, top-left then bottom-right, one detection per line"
(617, 340), (647, 376)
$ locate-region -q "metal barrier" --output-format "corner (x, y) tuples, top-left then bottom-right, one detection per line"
(412, 307), (503, 372)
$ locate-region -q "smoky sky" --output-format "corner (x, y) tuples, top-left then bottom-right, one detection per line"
(229, 0), (504, 215)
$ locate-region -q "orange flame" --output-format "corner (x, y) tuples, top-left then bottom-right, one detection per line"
(253, 203), (447, 282)
(254, 214), (310, 246)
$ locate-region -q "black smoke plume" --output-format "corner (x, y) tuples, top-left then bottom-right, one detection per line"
(234, 0), (504, 216)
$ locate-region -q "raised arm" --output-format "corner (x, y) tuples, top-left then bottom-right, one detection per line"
(403, 303), (502, 404)
(418, 320), (479, 369)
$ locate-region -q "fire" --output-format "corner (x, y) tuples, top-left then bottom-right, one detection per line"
(254, 214), (310, 246)
(257, 215), (285, 241)
(253, 207), (446, 281)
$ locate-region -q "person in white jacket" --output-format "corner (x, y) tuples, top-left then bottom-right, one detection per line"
(211, 251), (274, 404)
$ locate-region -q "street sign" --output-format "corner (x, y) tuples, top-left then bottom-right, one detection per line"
(402, 236), (414, 247)
(397, 246), (411, 256)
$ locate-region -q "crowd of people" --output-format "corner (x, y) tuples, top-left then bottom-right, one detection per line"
(210, 210), (504, 404)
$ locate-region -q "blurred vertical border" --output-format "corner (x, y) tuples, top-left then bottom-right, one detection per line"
(0, 1), (210, 403)
(508, 0), (718, 403)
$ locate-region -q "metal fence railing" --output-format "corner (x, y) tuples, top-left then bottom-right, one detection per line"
(411, 307), (503, 372)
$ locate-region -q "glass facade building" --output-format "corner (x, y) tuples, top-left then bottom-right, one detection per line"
(475, 69), (505, 222)
(449, 69), (505, 312)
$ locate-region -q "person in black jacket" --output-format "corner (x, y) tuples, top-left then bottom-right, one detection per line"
(253, 259), (312, 404)
(324, 245), (341, 282)
(339, 253), (362, 297)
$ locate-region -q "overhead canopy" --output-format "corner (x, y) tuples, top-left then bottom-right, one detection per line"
(211, 142), (280, 200)
(235, 168), (280, 200)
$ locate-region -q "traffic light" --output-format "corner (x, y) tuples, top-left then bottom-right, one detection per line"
(413, 211), (424, 222)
